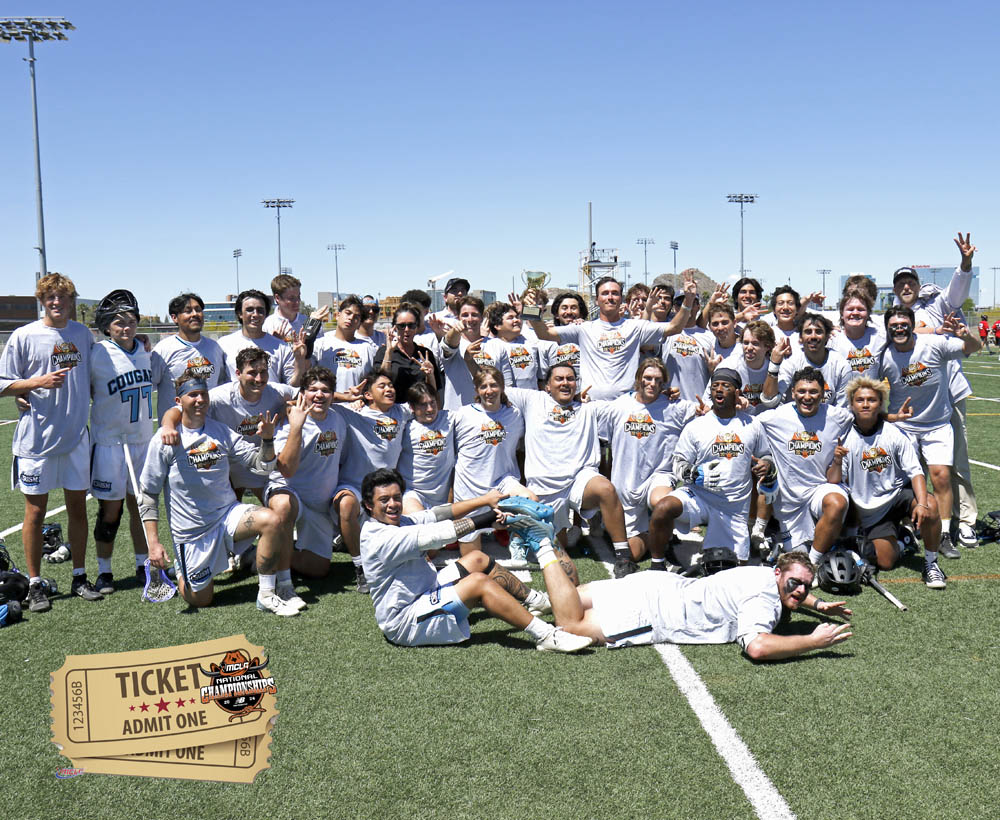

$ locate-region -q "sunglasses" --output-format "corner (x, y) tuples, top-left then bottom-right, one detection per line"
(396, 322), (417, 330)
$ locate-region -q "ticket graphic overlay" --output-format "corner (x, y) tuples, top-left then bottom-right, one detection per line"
(52, 635), (277, 758)
(71, 733), (271, 783)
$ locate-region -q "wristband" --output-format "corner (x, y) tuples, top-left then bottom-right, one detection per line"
(812, 599), (824, 611)
(767, 363), (780, 376)
(260, 438), (274, 443)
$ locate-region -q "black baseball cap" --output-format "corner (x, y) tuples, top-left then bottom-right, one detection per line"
(892, 266), (919, 285)
(444, 277), (470, 295)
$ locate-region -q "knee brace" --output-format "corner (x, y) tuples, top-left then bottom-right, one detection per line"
(93, 502), (124, 544)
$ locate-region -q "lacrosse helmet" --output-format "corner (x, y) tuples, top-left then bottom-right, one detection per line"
(95, 289), (140, 334)
(701, 547), (739, 575)
(816, 551), (863, 595)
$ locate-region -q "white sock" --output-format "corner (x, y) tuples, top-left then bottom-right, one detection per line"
(29, 575), (41, 585)
(535, 538), (557, 568)
(351, 555), (363, 568)
(808, 547), (823, 565)
(650, 557), (666, 566)
(925, 550), (938, 566)
(135, 552), (148, 568)
(258, 574), (276, 595)
(613, 541), (630, 559)
(524, 616), (553, 641)
(72, 567), (86, 578)
(277, 569), (292, 585)
(752, 519), (766, 536)
(941, 519), (951, 536)
(97, 556), (112, 575)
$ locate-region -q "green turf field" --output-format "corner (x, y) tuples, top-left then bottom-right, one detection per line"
(5, 357), (1000, 820)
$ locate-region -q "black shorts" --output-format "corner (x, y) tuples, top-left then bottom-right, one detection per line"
(864, 488), (916, 542)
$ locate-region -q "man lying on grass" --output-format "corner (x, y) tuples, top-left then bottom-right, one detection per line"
(359, 468), (592, 653)
(501, 500), (853, 661)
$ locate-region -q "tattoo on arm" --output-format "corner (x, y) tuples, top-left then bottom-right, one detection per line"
(454, 518), (476, 537)
(487, 564), (528, 601)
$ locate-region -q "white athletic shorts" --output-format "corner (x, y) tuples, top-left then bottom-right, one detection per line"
(775, 482), (848, 548)
(671, 485), (751, 560)
(587, 571), (689, 649)
(403, 485), (449, 510)
(623, 472), (675, 539)
(903, 422), (954, 467)
(457, 475), (530, 543)
(89, 441), (148, 501)
(175, 503), (255, 592)
(229, 459), (268, 491)
(266, 486), (337, 559)
(12, 432), (90, 495)
(534, 467), (601, 534)
(383, 562), (471, 646)
(334, 483), (362, 506)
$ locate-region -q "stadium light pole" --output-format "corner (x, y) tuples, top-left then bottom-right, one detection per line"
(619, 260), (631, 288)
(232, 248), (242, 294)
(636, 238), (655, 285)
(726, 194), (757, 276)
(817, 269), (831, 295)
(262, 198), (294, 274)
(670, 241), (678, 276)
(1, 17), (74, 289)
(992, 267), (999, 310)
(327, 243), (345, 312)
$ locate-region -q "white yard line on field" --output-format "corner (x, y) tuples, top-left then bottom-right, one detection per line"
(970, 459), (1000, 473)
(593, 542), (796, 820)
(0, 493), (95, 539)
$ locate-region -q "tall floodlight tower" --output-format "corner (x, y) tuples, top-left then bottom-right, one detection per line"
(726, 194), (757, 276)
(262, 198), (294, 274)
(817, 269), (831, 295)
(670, 241), (678, 276)
(327, 243), (345, 312)
(233, 249), (242, 293)
(636, 238), (655, 285)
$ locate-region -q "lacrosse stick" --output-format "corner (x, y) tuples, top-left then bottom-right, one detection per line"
(123, 443), (177, 602)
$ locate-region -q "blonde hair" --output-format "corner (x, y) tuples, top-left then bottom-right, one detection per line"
(846, 376), (889, 409)
(35, 273), (77, 301)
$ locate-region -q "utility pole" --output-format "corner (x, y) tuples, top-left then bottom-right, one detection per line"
(233, 249), (242, 294)
(817, 269), (831, 296)
(726, 194), (757, 276)
(636, 238), (655, 285)
(992, 267), (1000, 310)
(670, 241), (678, 276)
(327, 243), (345, 313)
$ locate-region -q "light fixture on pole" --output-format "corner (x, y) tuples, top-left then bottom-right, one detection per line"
(1, 16), (74, 294)
(262, 198), (294, 274)
(636, 238), (655, 285)
(670, 241), (678, 277)
(817, 269), (831, 295)
(726, 194), (757, 276)
(327, 243), (345, 313)
(233, 249), (242, 294)
(619, 260), (631, 288)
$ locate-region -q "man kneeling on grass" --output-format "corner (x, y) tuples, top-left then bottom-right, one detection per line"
(507, 507), (853, 660)
(359, 468), (592, 653)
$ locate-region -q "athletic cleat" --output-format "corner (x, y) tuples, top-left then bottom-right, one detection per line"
(504, 514), (556, 551)
(71, 576), (104, 601)
(613, 557), (639, 579)
(922, 561), (947, 589)
(957, 523), (979, 549)
(43, 544), (71, 563)
(256, 593), (300, 616)
(95, 572), (115, 595)
(525, 589), (552, 616)
(535, 626), (593, 653)
(498, 533), (531, 570)
(276, 582), (307, 611)
(497, 497), (554, 522)
(354, 565), (370, 594)
(938, 533), (960, 560)
(27, 581), (51, 613)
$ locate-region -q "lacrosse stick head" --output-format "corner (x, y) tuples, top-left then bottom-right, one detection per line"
(142, 560), (178, 603)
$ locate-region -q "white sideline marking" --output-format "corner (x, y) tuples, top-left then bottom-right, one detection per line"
(0, 494), (95, 539)
(964, 371), (1000, 378)
(970, 459), (1000, 473)
(969, 396), (1000, 403)
(593, 542), (795, 819)
(0, 420), (17, 426)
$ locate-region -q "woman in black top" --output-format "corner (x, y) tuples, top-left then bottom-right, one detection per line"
(375, 302), (443, 402)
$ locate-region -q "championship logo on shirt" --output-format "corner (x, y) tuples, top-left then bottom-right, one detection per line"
(185, 355), (215, 380)
(672, 335), (702, 358)
(414, 429), (446, 456)
(744, 384), (763, 406)
(549, 404), (578, 425)
(597, 330), (625, 354)
(508, 346), (533, 370)
(901, 362), (930, 387)
(860, 446), (891, 473)
(846, 347), (876, 373)
(472, 349), (494, 368)
(552, 343), (580, 366)
(787, 431), (822, 458)
(373, 416), (399, 441)
(711, 432), (745, 459)
(187, 440), (224, 469)
(51, 341), (82, 370)
(480, 419), (507, 446)
(315, 429), (339, 456)
(335, 349), (362, 369)
(623, 411), (655, 439)
(236, 414), (263, 436)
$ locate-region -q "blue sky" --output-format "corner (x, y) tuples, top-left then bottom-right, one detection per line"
(2, 1), (998, 316)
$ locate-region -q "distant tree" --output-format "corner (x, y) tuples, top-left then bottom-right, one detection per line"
(963, 298), (976, 314)
(301, 301), (316, 316)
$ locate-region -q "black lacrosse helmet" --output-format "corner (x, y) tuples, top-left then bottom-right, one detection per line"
(816, 551), (863, 595)
(95, 289), (140, 334)
(702, 547), (739, 575)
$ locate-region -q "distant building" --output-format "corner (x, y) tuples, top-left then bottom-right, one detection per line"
(203, 299), (236, 324)
(0, 295), (38, 332)
(381, 295), (402, 319)
(912, 265), (979, 307)
(470, 289), (496, 306)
